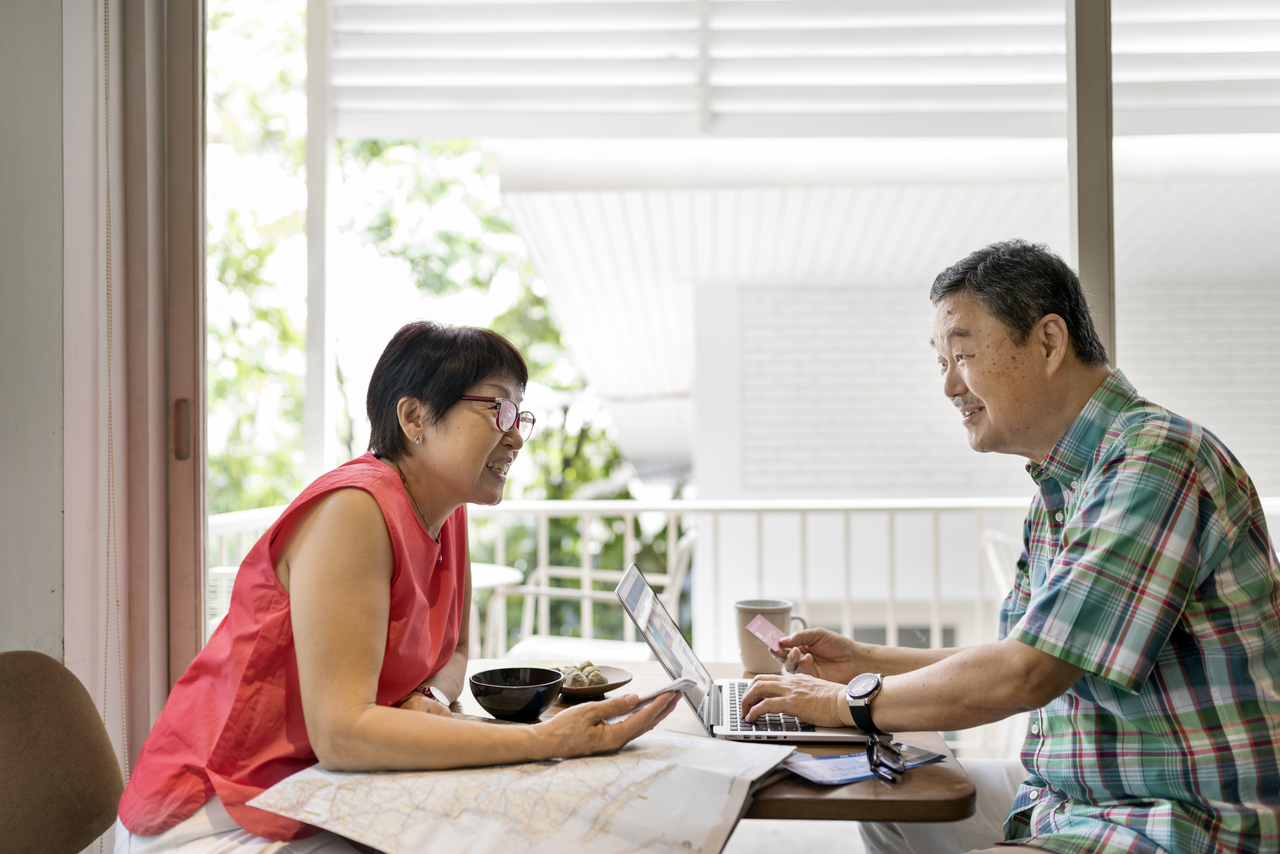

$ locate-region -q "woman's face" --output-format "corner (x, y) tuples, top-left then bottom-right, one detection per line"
(417, 374), (525, 510)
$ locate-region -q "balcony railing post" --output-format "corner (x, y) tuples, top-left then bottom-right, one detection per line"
(842, 511), (853, 640)
(887, 511), (898, 648)
(623, 512), (636, 643)
(930, 511), (942, 650)
(799, 511), (809, 622)
(976, 510), (988, 647)
(537, 513), (550, 636)
(755, 511), (764, 597)
(580, 513), (593, 640)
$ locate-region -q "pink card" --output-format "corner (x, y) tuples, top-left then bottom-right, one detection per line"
(746, 614), (786, 651)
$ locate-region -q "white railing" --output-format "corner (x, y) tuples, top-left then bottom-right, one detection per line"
(208, 496), (1280, 758)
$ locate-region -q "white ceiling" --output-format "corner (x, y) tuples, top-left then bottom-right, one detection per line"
(328, 0), (1280, 138)
(500, 135), (1280, 477)
(319, 0), (1280, 480)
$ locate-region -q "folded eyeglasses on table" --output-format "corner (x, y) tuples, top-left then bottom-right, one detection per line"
(867, 733), (907, 784)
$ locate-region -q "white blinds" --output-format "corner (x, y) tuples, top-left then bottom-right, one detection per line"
(329, 0), (1280, 138)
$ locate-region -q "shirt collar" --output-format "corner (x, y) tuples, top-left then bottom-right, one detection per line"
(1026, 369), (1139, 487)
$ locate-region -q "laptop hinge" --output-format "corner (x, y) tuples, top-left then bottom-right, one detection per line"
(705, 687), (720, 728)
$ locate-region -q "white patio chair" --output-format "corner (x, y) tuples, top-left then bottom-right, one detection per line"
(980, 529), (1030, 759)
(501, 529), (696, 662)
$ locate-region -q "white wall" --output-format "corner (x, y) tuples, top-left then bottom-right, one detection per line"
(0, 0), (65, 658)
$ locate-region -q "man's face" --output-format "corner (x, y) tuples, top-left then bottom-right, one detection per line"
(932, 291), (1045, 459)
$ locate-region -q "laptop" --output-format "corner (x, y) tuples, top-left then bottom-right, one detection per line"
(615, 564), (869, 744)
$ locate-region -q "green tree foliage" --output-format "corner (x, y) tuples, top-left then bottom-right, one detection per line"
(206, 3), (691, 639)
(339, 139), (690, 642)
(207, 211), (306, 514)
(205, 0), (307, 515)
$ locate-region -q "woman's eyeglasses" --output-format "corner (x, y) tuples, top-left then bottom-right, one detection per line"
(459, 396), (536, 441)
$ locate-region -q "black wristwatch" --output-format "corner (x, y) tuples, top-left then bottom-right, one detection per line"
(845, 672), (885, 734)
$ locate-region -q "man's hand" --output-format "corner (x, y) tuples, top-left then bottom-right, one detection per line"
(533, 691), (680, 759)
(775, 628), (860, 683)
(739, 673), (850, 728)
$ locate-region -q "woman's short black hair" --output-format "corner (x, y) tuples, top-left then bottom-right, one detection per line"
(930, 239), (1109, 366)
(366, 321), (529, 461)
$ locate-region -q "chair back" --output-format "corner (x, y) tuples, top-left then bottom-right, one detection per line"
(981, 529), (1023, 594)
(0, 650), (125, 854)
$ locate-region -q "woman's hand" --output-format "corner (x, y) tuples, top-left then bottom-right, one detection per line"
(775, 627), (860, 683)
(395, 692), (453, 717)
(739, 673), (850, 728)
(532, 691), (680, 760)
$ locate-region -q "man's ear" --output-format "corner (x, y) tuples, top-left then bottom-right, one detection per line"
(1036, 314), (1070, 375)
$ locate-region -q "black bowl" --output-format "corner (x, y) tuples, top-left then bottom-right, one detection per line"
(469, 667), (564, 723)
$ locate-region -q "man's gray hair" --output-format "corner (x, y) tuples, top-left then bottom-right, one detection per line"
(930, 239), (1109, 366)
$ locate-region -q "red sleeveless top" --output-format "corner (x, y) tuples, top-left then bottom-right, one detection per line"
(119, 454), (466, 839)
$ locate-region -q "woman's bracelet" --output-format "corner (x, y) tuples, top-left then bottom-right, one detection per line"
(413, 685), (450, 705)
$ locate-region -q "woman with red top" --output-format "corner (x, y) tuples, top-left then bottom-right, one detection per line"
(114, 322), (679, 853)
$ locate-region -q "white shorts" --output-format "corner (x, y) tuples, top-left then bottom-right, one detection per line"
(113, 795), (360, 854)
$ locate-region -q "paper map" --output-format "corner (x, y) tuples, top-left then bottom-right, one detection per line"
(250, 731), (792, 854)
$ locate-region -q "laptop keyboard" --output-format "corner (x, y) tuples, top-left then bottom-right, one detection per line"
(725, 681), (815, 733)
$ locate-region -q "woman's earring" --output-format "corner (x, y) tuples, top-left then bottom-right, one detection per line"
(414, 436), (422, 445)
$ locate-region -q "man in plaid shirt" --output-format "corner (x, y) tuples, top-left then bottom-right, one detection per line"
(740, 240), (1280, 853)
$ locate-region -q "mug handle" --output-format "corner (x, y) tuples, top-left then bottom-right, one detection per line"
(790, 615), (808, 631)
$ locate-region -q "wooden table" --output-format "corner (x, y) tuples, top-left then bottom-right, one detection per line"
(465, 659), (975, 823)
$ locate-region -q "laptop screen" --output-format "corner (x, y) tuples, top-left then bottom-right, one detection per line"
(616, 564), (713, 717)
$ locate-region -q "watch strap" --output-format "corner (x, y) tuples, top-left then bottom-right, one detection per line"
(849, 700), (881, 734)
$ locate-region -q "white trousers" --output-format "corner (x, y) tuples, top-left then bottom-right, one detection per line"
(113, 796), (359, 854)
(860, 758), (1041, 854)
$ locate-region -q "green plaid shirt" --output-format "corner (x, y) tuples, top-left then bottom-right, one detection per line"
(999, 370), (1280, 854)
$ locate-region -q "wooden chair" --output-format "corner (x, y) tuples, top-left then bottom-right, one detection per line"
(0, 650), (125, 854)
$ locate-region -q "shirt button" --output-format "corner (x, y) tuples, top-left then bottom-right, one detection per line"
(1054, 511), (1064, 522)
(1029, 790), (1040, 801)
(1030, 722), (1040, 735)
(1070, 480), (1078, 489)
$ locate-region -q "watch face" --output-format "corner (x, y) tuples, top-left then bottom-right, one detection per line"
(849, 672), (880, 698)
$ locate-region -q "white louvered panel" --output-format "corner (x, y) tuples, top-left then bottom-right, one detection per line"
(333, 87), (699, 110)
(333, 31), (699, 58)
(332, 58), (699, 86)
(332, 0), (1280, 138)
(332, 3), (700, 33)
(708, 0), (1062, 29)
(710, 56), (1066, 87)
(711, 26), (1064, 58)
